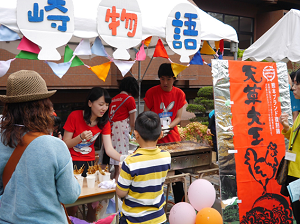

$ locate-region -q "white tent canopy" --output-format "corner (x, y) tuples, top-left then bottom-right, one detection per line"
(243, 9), (300, 63)
(0, 0), (238, 45)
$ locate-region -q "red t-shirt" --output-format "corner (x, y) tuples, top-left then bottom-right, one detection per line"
(63, 110), (111, 161)
(109, 93), (136, 122)
(144, 85), (187, 144)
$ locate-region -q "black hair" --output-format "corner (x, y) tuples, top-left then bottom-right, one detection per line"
(135, 111), (161, 142)
(158, 63), (176, 79)
(119, 76), (139, 98)
(83, 87), (111, 129)
(295, 69), (300, 84)
(290, 71), (296, 81)
(53, 116), (62, 137)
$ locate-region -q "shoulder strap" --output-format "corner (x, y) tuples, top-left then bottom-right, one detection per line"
(2, 132), (44, 189)
(109, 95), (131, 122)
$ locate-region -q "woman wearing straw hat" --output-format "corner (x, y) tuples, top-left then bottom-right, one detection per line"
(0, 70), (81, 223)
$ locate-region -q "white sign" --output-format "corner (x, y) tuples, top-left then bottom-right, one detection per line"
(166, 3), (201, 63)
(17, 0), (74, 60)
(97, 0), (142, 60)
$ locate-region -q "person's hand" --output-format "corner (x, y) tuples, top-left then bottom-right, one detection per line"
(81, 130), (93, 141)
(279, 112), (290, 132)
(207, 128), (211, 135)
(162, 126), (171, 138)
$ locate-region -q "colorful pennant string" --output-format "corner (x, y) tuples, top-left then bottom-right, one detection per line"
(0, 58), (15, 77)
(89, 61), (112, 81)
(46, 61), (72, 78)
(17, 36), (40, 54)
(153, 39), (169, 59)
(15, 51), (39, 60)
(64, 45), (84, 67)
(171, 62), (188, 78)
(200, 41), (216, 55)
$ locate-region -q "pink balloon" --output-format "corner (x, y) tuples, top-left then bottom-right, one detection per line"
(188, 179), (216, 211)
(169, 202), (196, 224)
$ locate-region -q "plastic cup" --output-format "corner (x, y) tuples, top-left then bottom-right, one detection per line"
(102, 172), (110, 182)
(86, 175), (96, 188)
(76, 176), (84, 188)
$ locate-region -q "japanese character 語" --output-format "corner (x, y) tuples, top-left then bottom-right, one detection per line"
(171, 12), (198, 50)
(243, 65), (262, 83)
(183, 13), (198, 36)
(172, 12), (183, 49)
(247, 106), (264, 126)
(248, 127), (264, 145)
(243, 84), (262, 105)
(105, 6), (138, 37)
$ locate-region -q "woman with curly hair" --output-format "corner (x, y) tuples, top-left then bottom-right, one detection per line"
(0, 70), (80, 224)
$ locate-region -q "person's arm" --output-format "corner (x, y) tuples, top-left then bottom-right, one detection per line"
(144, 104), (150, 112)
(116, 187), (128, 199)
(102, 134), (121, 161)
(63, 130), (93, 148)
(169, 105), (186, 128)
(129, 112), (136, 132)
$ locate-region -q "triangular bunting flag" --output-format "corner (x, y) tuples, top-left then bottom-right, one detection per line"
(220, 39), (224, 53)
(15, 51), (39, 60)
(153, 39), (169, 59)
(17, 36), (40, 54)
(207, 63), (212, 67)
(89, 61), (112, 81)
(200, 41), (216, 55)
(215, 41), (220, 52)
(135, 43), (146, 61)
(218, 54), (223, 60)
(46, 61), (71, 78)
(171, 63), (188, 78)
(0, 25), (20, 41)
(93, 213), (117, 224)
(0, 58), (15, 77)
(64, 45), (84, 67)
(91, 37), (108, 57)
(114, 60), (135, 77)
(144, 36), (152, 47)
(74, 38), (92, 56)
(190, 51), (203, 65)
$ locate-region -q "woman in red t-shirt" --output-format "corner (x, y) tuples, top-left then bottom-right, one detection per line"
(63, 87), (124, 222)
(109, 76), (138, 181)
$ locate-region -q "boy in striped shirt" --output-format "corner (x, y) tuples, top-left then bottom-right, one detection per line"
(116, 111), (171, 224)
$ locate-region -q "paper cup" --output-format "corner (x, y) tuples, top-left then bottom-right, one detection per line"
(74, 173), (82, 179)
(98, 172), (103, 182)
(86, 175), (96, 188)
(76, 176), (84, 188)
(102, 172), (110, 182)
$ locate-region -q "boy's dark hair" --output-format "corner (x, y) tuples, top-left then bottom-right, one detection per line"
(53, 116), (62, 137)
(158, 63), (176, 79)
(135, 111), (161, 142)
(119, 76), (139, 98)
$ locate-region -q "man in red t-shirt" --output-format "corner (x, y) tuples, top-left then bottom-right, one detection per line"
(144, 63), (187, 204)
(144, 63), (187, 144)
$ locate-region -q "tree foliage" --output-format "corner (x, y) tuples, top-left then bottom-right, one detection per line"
(186, 86), (214, 125)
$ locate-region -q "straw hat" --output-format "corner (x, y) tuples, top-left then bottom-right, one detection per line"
(0, 70), (56, 103)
